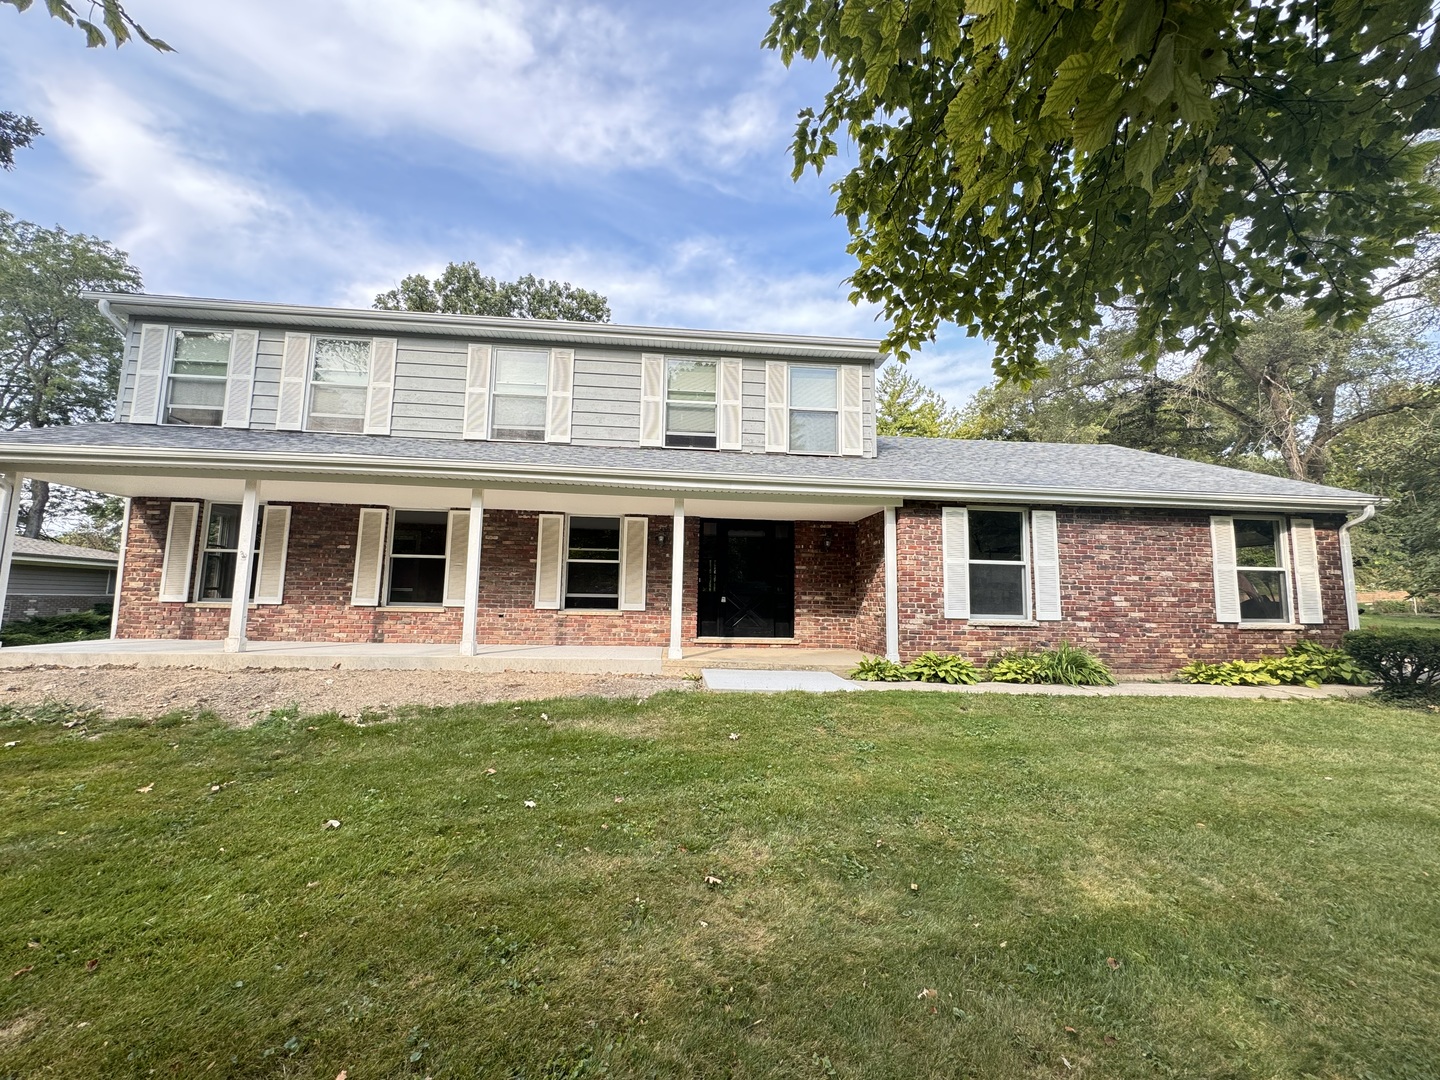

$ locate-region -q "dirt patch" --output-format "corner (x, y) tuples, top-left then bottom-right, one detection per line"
(0, 1012), (39, 1044)
(0, 666), (692, 725)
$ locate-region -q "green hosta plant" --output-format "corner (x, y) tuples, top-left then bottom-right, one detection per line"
(987, 652), (1046, 684)
(989, 644), (1115, 687)
(1179, 642), (1373, 688)
(903, 652), (980, 685)
(1177, 660), (1282, 687)
(850, 656), (912, 682)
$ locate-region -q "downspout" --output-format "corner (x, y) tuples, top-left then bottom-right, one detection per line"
(98, 298), (130, 423)
(97, 297), (128, 337)
(1338, 503), (1377, 632)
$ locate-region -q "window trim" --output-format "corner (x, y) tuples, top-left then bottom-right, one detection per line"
(663, 356), (718, 450)
(562, 514), (622, 611)
(966, 504), (1031, 622)
(1233, 514), (1295, 626)
(787, 363), (841, 456)
(382, 507), (450, 608)
(162, 326), (234, 428)
(304, 333), (373, 434)
(489, 345), (551, 443)
(192, 500), (259, 602)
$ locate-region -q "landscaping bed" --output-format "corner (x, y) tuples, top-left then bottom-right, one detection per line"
(1, 690), (1435, 1077)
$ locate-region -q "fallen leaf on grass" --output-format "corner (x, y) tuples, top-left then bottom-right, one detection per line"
(85, 959), (99, 973)
(614, 796), (624, 803)
(1106, 957), (1121, 970)
(336, 1072), (347, 1080)
(524, 800), (537, 809)
(917, 988), (937, 1000)
(306, 881), (319, 888)
(4, 741), (17, 749)
(10, 966), (33, 979)
(1065, 1026), (1077, 1035)
(728, 733), (740, 741)
(910, 883), (919, 892)
(323, 820), (341, 830)
(1104, 1034), (1118, 1046)
(26, 941), (39, 949)
(136, 783), (154, 794)
(703, 875), (723, 886)
(484, 768), (496, 776)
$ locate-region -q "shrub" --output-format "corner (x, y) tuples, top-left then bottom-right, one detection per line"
(0, 607), (111, 648)
(903, 652), (980, 685)
(1343, 628), (1440, 699)
(988, 643), (1115, 686)
(849, 656), (912, 682)
(1178, 642), (1373, 688)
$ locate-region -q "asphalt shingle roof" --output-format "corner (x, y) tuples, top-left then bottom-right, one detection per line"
(0, 423), (1375, 509)
(11, 535), (118, 562)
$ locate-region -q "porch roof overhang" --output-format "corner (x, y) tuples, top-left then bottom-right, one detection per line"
(0, 424), (1381, 516)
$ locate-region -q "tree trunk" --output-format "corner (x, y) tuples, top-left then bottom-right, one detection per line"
(24, 478), (49, 538)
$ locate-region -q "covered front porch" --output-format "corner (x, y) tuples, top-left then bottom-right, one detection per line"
(0, 454), (902, 666)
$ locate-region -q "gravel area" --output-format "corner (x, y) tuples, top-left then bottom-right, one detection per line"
(0, 666), (691, 725)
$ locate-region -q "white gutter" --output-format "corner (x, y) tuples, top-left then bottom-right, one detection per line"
(1339, 502), (1378, 631)
(96, 297), (129, 337)
(0, 441), (1383, 514)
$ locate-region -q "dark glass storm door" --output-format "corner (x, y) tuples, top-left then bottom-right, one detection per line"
(697, 520), (795, 638)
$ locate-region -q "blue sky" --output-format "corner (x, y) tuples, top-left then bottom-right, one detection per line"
(0, 0), (997, 407)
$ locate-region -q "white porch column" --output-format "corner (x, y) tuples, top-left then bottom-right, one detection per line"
(224, 479), (261, 653)
(668, 498), (685, 660)
(110, 496), (131, 640)
(0, 473), (21, 639)
(883, 506), (900, 663)
(460, 488), (484, 656)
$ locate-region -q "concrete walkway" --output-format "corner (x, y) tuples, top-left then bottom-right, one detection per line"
(700, 668), (1373, 700)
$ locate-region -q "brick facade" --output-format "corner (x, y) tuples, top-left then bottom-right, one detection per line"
(116, 496), (1352, 672)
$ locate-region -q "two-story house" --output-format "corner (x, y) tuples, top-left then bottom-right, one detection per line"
(0, 293), (1379, 671)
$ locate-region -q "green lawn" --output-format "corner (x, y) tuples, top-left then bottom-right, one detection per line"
(1, 691), (1437, 1079)
(1361, 610), (1440, 631)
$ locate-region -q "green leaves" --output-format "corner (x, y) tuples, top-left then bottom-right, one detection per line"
(3, 0), (172, 51)
(374, 263), (611, 323)
(767, 0), (1440, 382)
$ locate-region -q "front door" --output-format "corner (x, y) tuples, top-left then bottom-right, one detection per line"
(697, 520), (795, 638)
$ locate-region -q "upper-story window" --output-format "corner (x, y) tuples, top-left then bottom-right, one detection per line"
(665, 359), (717, 449)
(1233, 517), (1291, 623)
(164, 330), (231, 427)
(306, 337), (371, 433)
(968, 508), (1029, 620)
(789, 365), (839, 455)
(491, 348), (549, 442)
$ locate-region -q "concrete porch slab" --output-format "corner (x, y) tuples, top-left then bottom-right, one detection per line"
(669, 647), (863, 675)
(0, 639), (665, 674)
(701, 668), (854, 693)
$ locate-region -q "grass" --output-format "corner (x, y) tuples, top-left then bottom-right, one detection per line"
(0, 608), (110, 648)
(1, 691), (1437, 1079)
(1361, 610), (1440, 631)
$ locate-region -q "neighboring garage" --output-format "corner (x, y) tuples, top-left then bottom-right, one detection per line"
(3, 535), (117, 625)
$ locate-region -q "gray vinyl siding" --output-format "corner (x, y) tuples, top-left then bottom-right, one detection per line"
(109, 319), (880, 455)
(9, 563), (115, 595)
(572, 354), (641, 446)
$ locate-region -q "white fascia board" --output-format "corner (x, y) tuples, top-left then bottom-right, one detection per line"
(0, 442), (1383, 514)
(80, 292), (886, 364)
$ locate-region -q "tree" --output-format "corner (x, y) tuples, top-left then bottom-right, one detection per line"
(0, 112), (41, 170)
(375, 263), (611, 323)
(0, 211), (142, 535)
(875, 364), (965, 438)
(765, 1), (1440, 382)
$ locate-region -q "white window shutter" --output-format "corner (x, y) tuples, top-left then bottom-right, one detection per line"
(619, 516), (648, 611)
(350, 507), (387, 607)
(463, 344), (492, 440)
(1031, 509), (1062, 621)
(364, 338), (397, 436)
(545, 348), (573, 443)
(534, 513), (565, 609)
(1290, 518), (1324, 624)
(443, 509), (470, 607)
(222, 328), (258, 429)
(717, 358), (743, 451)
(276, 332), (311, 431)
(941, 507), (970, 619)
(765, 360), (788, 452)
(1210, 516), (1241, 622)
(130, 323), (168, 424)
(158, 501), (199, 602)
(639, 353), (664, 447)
(253, 504), (291, 605)
(839, 365), (864, 456)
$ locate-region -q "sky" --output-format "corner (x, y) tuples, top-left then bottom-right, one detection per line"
(0, 0), (998, 408)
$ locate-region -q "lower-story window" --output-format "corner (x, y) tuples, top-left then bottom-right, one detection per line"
(1233, 517), (1291, 623)
(968, 508), (1029, 619)
(564, 517), (621, 609)
(196, 503), (259, 601)
(387, 510), (448, 605)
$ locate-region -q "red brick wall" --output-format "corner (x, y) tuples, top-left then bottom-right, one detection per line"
(854, 511), (887, 655)
(892, 502), (1351, 671)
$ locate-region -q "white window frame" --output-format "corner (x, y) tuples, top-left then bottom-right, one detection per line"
(664, 357), (718, 449)
(305, 334), (373, 434)
(787, 364), (840, 456)
(193, 500), (258, 602)
(489, 346), (550, 443)
(1233, 515), (1295, 626)
(562, 515), (622, 610)
(163, 327), (233, 428)
(967, 505), (1031, 622)
(383, 507), (450, 608)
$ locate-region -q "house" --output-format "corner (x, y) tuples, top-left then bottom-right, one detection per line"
(0, 292), (1380, 671)
(3, 535), (117, 625)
